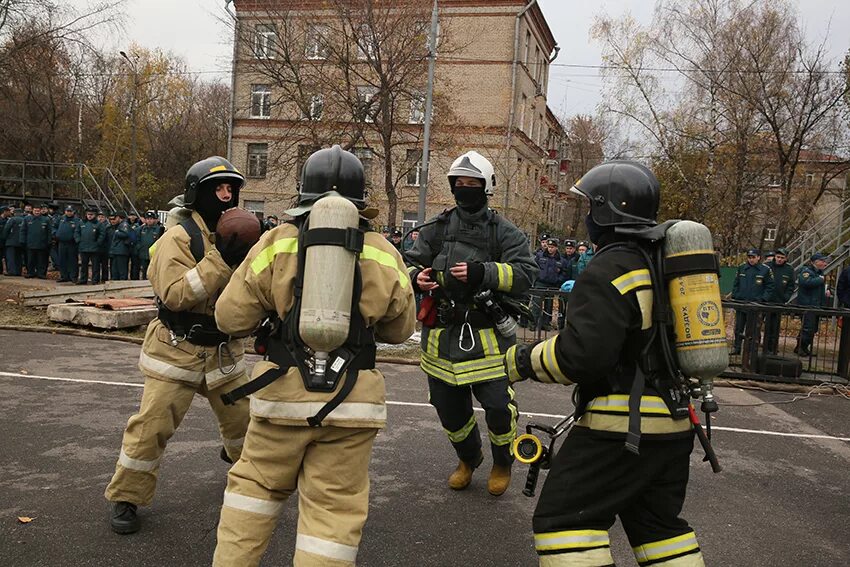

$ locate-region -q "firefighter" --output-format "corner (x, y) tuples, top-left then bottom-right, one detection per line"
(406, 151), (538, 496)
(105, 156), (253, 535)
(505, 161), (705, 566)
(212, 146), (415, 566)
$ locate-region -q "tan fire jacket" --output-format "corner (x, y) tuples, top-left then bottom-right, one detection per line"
(139, 211), (246, 389)
(215, 222), (416, 429)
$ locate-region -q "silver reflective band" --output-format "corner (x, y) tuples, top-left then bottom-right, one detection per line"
(296, 533), (358, 562)
(251, 398), (387, 422)
(535, 531), (609, 548)
(139, 351), (204, 383)
(222, 491), (284, 517)
(118, 449), (160, 472)
(633, 532), (699, 563)
(184, 267), (208, 300)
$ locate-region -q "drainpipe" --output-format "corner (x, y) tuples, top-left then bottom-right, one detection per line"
(504, 0), (538, 213)
(224, 0), (238, 162)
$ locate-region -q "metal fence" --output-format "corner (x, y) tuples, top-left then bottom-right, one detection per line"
(510, 289), (850, 385)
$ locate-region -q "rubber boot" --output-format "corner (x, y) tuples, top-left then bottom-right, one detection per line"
(448, 452), (483, 490)
(110, 501), (140, 534)
(487, 464), (512, 496)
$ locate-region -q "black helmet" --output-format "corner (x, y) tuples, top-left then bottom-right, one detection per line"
(299, 145), (366, 209)
(571, 161), (659, 227)
(184, 156), (245, 209)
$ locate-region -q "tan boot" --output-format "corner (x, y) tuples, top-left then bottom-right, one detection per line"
(487, 464), (512, 496)
(448, 453), (483, 490)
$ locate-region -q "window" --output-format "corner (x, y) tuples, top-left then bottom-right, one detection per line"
(402, 211), (418, 232)
(255, 24), (276, 59)
(244, 200), (265, 220)
(250, 84), (271, 118)
(406, 149), (423, 186)
(534, 46), (541, 84)
(806, 173), (816, 187)
(523, 30), (531, 66)
(352, 147), (374, 185)
(765, 227), (777, 242)
(519, 94), (527, 133)
(301, 94), (324, 121)
(356, 86), (378, 122)
(767, 173), (780, 187)
(357, 24), (376, 59)
(247, 144), (268, 178)
(409, 91), (425, 124)
(305, 23), (328, 59)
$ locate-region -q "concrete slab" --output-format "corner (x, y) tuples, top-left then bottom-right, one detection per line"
(47, 303), (156, 329)
(20, 281), (154, 306)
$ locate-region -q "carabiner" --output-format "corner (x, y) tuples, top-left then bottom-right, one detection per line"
(458, 310), (476, 352)
(217, 340), (238, 375)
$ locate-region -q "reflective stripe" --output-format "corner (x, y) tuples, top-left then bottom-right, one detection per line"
(206, 359), (246, 388)
(250, 237), (298, 275)
(139, 351), (203, 383)
(585, 395), (671, 415)
(478, 328), (499, 356)
(530, 337), (571, 384)
(184, 267), (208, 300)
(611, 269), (651, 295)
(488, 425), (516, 446)
(222, 435), (244, 448)
(505, 345), (521, 382)
(361, 244), (409, 289)
(421, 356), (507, 385)
(296, 533), (358, 563)
(149, 242), (158, 258)
(250, 398), (387, 422)
(422, 351), (505, 372)
(118, 449), (160, 472)
(538, 547), (616, 565)
(446, 413), (477, 443)
(633, 532), (700, 564)
(535, 529), (610, 551)
(426, 328), (443, 357)
(222, 491), (284, 517)
(576, 411), (693, 435)
(495, 263), (514, 292)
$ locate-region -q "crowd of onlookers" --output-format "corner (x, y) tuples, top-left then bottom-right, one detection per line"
(0, 202), (163, 284)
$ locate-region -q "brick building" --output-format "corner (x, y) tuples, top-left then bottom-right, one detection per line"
(229, 0), (570, 237)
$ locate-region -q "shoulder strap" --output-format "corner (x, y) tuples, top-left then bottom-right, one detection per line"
(180, 217), (204, 263)
(429, 207), (454, 255)
(487, 210), (502, 261)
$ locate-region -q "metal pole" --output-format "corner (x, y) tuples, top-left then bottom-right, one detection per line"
(418, 0), (439, 225)
(120, 51), (137, 203)
(225, 0), (239, 162)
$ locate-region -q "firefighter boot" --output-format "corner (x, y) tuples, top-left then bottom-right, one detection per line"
(110, 501), (140, 534)
(487, 464), (512, 496)
(448, 452), (484, 490)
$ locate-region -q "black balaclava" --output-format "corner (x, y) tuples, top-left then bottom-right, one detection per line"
(585, 213), (609, 246)
(194, 182), (233, 231)
(453, 185), (487, 213)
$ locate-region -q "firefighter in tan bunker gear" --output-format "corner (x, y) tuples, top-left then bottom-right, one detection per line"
(212, 146), (416, 567)
(105, 157), (254, 535)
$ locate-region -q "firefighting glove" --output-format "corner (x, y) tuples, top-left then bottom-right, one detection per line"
(215, 233), (253, 268)
(466, 261), (484, 288)
(505, 343), (536, 383)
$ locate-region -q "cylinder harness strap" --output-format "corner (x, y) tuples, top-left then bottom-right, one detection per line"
(220, 219), (376, 427)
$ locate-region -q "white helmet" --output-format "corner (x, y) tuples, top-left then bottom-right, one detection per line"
(447, 151), (495, 196)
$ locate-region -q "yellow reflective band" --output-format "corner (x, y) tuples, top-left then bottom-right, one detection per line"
(478, 328), (499, 356)
(421, 357), (507, 385)
(633, 531), (700, 563)
(585, 395), (671, 415)
(250, 237), (298, 275)
(426, 328), (443, 357)
(495, 263), (514, 292)
(611, 269), (651, 295)
(577, 411), (693, 435)
(149, 242), (157, 258)
(488, 426), (516, 446)
(445, 413), (477, 443)
(407, 265), (418, 276)
(209, 165), (227, 173)
(421, 351), (505, 373)
(666, 249), (715, 258)
(361, 245), (409, 289)
(505, 345), (520, 382)
(535, 529), (610, 551)
(541, 336), (571, 384)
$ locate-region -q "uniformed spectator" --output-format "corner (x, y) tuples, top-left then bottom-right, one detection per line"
(562, 238), (579, 266)
(530, 237), (568, 331)
(22, 204), (52, 279)
(46, 202), (60, 271)
(390, 227), (403, 251)
(54, 205), (81, 283)
(76, 207), (106, 285)
(22, 202), (33, 216)
(381, 226), (391, 240)
(97, 211), (110, 282)
(576, 240), (588, 256)
(263, 214), (278, 231)
(763, 250), (775, 264)
(127, 212), (142, 280)
(795, 252), (830, 357)
(763, 247), (795, 354)
(837, 262), (850, 308)
(407, 150), (538, 496)
(535, 233), (549, 259)
(403, 228), (419, 253)
(137, 211), (164, 279)
(0, 205), (10, 274)
(2, 205), (24, 276)
(730, 248), (774, 355)
(108, 211), (131, 280)
(573, 240), (595, 278)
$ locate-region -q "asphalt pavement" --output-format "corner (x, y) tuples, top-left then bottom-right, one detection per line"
(0, 329), (848, 566)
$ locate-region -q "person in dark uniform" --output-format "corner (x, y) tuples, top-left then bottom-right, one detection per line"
(0, 205), (10, 274)
(530, 238), (568, 331)
(137, 211), (164, 279)
(2, 205), (24, 276)
(795, 253), (830, 357)
(97, 211), (111, 282)
(76, 207), (106, 285)
(127, 212), (142, 280)
(46, 202), (60, 271)
(763, 247), (795, 354)
(406, 150), (538, 496)
(730, 248), (774, 355)
(108, 211), (131, 280)
(55, 205), (82, 282)
(23, 204), (52, 279)
(389, 228), (403, 251)
(506, 161), (705, 567)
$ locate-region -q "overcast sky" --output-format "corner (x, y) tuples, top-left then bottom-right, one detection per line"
(74, 0), (849, 117)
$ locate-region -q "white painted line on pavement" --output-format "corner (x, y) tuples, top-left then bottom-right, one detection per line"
(2, 370), (849, 442)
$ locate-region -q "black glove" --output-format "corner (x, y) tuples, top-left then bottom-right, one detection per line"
(216, 233), (253, 267)
(467, 261), (485, 288)
(505, 343), (536, 383)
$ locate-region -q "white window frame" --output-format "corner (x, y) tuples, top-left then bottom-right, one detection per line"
(305, 23), (329, 60)
(406, 149), (423, 187)
(409, 91), (425, 124)
(247, 143), (269, 178)
(255, 24), (276, 59)
(523, 30), (531, 66)
(765, 227), (777, 242)
(301, 94), (324, 121)
(357, 24), (376, 60)
(805, 173), (816, 187)
(519, 94), (527, 134)
(357, 86), (378, 123)
(250, 85), (271, 119)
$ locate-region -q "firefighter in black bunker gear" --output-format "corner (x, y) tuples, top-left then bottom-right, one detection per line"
(406, 151), (538, 496)
(505, 161), (705, 566)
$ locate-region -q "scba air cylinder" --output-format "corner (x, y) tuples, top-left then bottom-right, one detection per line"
(299, 196), (359, 374)
(663, 221), (729, 390)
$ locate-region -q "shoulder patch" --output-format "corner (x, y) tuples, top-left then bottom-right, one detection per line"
(611, 269), (651, 295)
(802, 272), (810, 278)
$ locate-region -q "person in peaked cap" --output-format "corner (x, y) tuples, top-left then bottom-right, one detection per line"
(76, 206), (106, 284)
(54, 204), (81, 282)
(795, 252), (831, 357)
(137, 211), (164, 280)
(0, 205), (10, 274)
(730, 248), (773, 355)
(763, 247), (795, 353)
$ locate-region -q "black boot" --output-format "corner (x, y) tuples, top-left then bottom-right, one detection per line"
(110, 501), (140, 534)
(220, 447), (233, 464)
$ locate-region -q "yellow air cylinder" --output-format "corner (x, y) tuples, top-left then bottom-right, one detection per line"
(299, 196), (360, 372)
(663, 221), (729, 388)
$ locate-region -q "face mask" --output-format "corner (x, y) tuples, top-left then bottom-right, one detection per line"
(585, 213), (606, 245)
(195, 187), (233, 231)
(453, 186), (487, 212)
